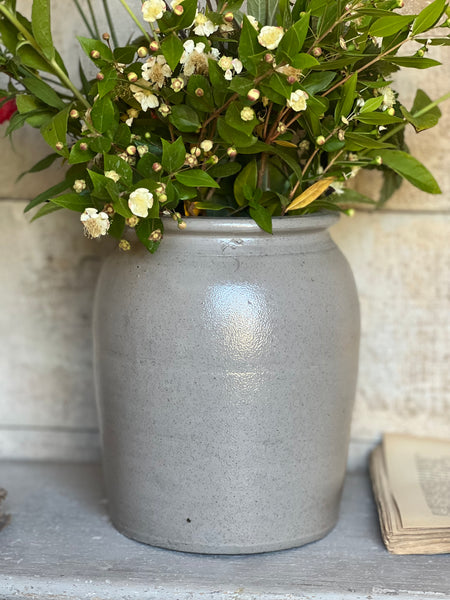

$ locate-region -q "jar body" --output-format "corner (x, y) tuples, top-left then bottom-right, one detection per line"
(93, 213), (360, 554)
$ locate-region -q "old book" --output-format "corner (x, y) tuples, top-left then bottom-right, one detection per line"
(370, 433), (450, 555)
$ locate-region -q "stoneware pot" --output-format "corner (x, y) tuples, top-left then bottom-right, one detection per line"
(93, 212), (360, 554)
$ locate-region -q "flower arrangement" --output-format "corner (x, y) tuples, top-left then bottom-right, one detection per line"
(0, 0), (449, 252)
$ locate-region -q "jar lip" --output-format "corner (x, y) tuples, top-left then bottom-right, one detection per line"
(163, 212), (340, 235)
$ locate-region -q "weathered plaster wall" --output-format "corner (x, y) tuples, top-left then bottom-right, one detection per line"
(0, 1), (449, 461)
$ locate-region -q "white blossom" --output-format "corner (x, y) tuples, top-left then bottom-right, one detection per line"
(241, 107), (255, 122)
(287, 90), (308, 112)
(200, 139), (213, 152)
(80, 208), (110, 238)
(105, 170), (120, 182)
(180, 41), (211, 77)
(247, 15), (260, 31)
(258, 26), (284, 50)
(128, 188), (154, 218)
(142, 55), (172, 88)
(73, 179), (86, 193)
(142, 0), (166, 23)
(193, 12), (218, 37)
(130, 82), (159, 111)
(380, 86), (396, 110)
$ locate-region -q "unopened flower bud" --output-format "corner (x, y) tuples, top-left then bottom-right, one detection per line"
(277, 123), (287, 134)
(149, 40), (160, 52)
(157, 193), (168, 203)
(102, 32), (110, 41)
(387, 107), (395, 117)
(444, 17), (450, 27)
(224, 11), (234, 22)
(126, 216), (139, 227)
(185, 154), (198, 167)
(264, 53), (274, 63)
(126, 145), (137, 155)
(144, 132), (151, 139)
(395, 0), (404, 7)
(103, 203), (115, 216)
(90, 49), (101, 59)
(172, 212), (181, 220)
(312, 47), (322, 57)
(338, 129), (345, 142)
(207, 154), (219, 165)
(316, 135), (326, 146)
(127, 72), (138, 83)
(200, 139), (213, 153)
(79, 142), (88, 151)
(374, 155), (383, 165)
(171, 77), (184, 92)
(159, 104), (171, 116)
(173, 4), (184, 15)
(178, 220), (187, 230)
(416, 48), (425, 58)
(119, 239), (131, 251)
(150, 229), (162, 242)
(137, 46), (149, 58)
(287, 75), (296, 85)
(152, 162), (162, 172)
(156, 183), (166, 194)
(195, 87), (204, 97)
(227, 147), (237, 158)
(96, 72), (105, 81)
(69, 109), (79, 119)
(55, 142), (64, 151)
(191, 146), (201, 157)
(345, 208), (355, 217)
(247, 88), (260, 102)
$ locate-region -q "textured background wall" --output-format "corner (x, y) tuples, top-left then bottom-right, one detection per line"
(1, 1), (449, 461)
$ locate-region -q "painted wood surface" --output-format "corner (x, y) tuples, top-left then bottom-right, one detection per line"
(1, 461), (449, 599)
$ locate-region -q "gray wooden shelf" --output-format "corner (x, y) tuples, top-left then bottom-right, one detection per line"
(0, 460), (449, 600)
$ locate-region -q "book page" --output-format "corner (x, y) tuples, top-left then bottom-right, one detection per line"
(383, 433), (450, 529)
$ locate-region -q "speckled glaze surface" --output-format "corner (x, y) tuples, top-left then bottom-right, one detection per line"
(93, 213), (360, 554)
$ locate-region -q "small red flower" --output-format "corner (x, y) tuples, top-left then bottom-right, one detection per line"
(0, 98), (17, 124)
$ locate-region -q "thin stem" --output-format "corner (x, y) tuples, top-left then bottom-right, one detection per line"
(87, 0), (101, 38)
(118, 0), (151, 42)
(102, 0), (119, 47)
(307, 1), (356, 54)
(322, 39), (407, 98)
(72, 0), (96, 37)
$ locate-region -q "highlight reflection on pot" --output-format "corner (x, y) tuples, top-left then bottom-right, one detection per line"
(204, 283), (273, 362)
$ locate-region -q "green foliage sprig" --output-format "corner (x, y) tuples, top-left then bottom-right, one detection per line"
(0, 0), (449, 251)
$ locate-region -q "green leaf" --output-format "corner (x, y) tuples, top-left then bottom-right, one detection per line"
(291, 53), (319, 70)
(40, 106), (70, 156)
(357, 112), (404, 125)
(97, 67), (118, 98)
(225, 102), (259, 135)
(108, 213), (125, 239)
(228, 76), (255, 97)
(186, 75), (214, 111)
(334, 73), (357, 123)
(404, 89), (442, 132)
(412, 0), (446, 34)
(217, 117), (258, 148)
(175, 170), (220, 188)
(302, 71), (337, 95)
(91, 96), (115, 133)
(22, 76), (65, 109)
(378, 169), (403, 206)
(249, 202), (273, 234)
(276, 12), (310, 63)
(345, 132), (395, 150)
(25, 181), (69, 212)
(88, 170), (110, 199)
(162, 137), (186, 173)
(359, 96), (384, 113)
(169, 104), (201, 133)
(32, 0), (54, 60)
(136, 218), (164, 253)
(161, 33), (184, 71)
(17, 152), (60, 182)
(50, 192), (94, 212)
(87, 135), (112, 154)
(17, 44), (53, 73)
(104, 154), (133, 186)
(77, 36), (114, 61)
(69, 140), (95, 164)
(234, 159), (257, 206)
(0, 18), (19, 53)
(369, 15), (415, 37)
(113, 46), (137, 63)
(239, 15), (262, 73)
(387, 57), (441, 69)
(373, 150), (441, 194)
(208, 162), (242, 178)
(114, 122), (132, 148)
(194, 201), (234, 211)
(30, 202), (63, 222)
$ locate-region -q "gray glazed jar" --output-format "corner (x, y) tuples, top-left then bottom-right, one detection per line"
(93, 213), (360, 554)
